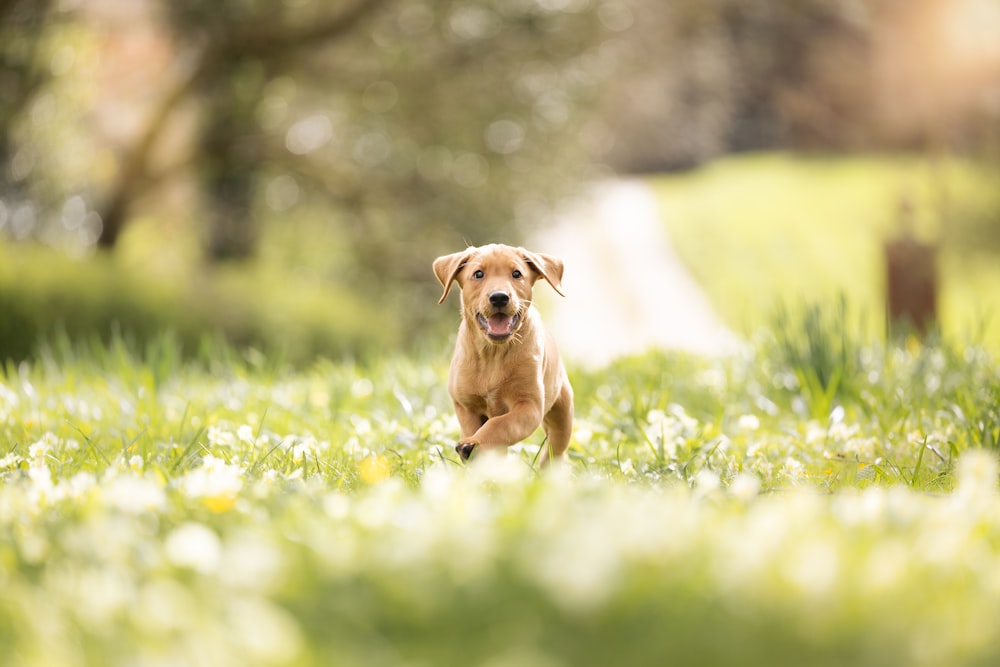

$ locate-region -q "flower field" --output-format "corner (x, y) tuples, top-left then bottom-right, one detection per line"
(2, 331), (1000, 666)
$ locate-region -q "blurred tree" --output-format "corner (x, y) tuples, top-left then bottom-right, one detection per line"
(97, 0), (394, 256)
(92, 0), (613, 279)
(599, 0), (1000, 171)
(599, 0), (876, 171)
(0, 0), (58, 233)
(8, 0), (995, 265)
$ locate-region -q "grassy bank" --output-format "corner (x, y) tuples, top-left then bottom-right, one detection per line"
(650, 153), (1000, 347)
(0, 241), (398, 364)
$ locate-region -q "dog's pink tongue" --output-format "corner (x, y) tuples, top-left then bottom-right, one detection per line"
(488, 314), (513, 335)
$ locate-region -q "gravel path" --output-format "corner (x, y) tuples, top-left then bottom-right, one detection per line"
(531, 180), (739, 367)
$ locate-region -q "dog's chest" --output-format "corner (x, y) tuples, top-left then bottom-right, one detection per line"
(450, 352), (542, 417)
(452, 364), (507, 410)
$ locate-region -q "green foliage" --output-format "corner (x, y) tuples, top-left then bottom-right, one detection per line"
(0, 241), (397, 364)
(766, 297), (862, 419)
(1, 322), (999, 666)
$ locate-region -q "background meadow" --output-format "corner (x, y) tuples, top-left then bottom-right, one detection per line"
(652, 153), (1000, 347)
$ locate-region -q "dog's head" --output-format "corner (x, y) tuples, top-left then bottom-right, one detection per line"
(433, 244), (565, 344)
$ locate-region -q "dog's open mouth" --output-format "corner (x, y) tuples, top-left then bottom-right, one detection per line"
(477, 312), (520, 341)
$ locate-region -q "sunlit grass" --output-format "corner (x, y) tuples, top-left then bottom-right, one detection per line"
(1, 331), (999, 666)
(0, 240), (398, 364)
(650, 152), (1000, 348)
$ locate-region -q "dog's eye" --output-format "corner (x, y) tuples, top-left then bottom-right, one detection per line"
(472, 270), (484, 280)
(512, 270), (522, 279)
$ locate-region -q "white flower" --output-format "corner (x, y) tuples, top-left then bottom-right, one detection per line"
(129, 455), (144, 471)
(737, 414), (761, 431)
(619, 458), (636, 476)
(729, 473), (762, 502)
(829, 405), (846, 424)
(237, 424), (255, 444)
(179, 454), (244, 511)
(350, 415), (372, 436)
(841, 436), (876, 461)
(781, 457), (807, 482)
(291, 437), (319, 464)
(955, 449), (999, 503)
(694, 469), (721, 495)
(28, 459), (52, 486)
(644, 405), (699, 459)
(165, 522), (222, 574)
(350, 378), (374, 398)
(0, 452), (22, 470)
(828, 421), (860, 441)
(0, 382), (19, 409)
(804, 421), (827, 445)
(27, 461), (55, 505)
(668, 404), (699, 433)
(207, 426), (235, 448)
(105, 475), (167, 514)
(60, 472), (97, 501)
(29, 433), (58, 460)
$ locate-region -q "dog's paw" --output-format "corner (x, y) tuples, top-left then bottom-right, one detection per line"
(456, 441), (478, 461)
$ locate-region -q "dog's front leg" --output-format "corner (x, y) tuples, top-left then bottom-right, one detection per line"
(457, 401), (542, 461)
(453, 402), (486, 438)
(453, 401), (487, 460)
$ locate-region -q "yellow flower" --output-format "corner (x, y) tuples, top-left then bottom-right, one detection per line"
(358, 454), (391, 485)
(202, 494), (238, 513)
(179, 454), (244, 512)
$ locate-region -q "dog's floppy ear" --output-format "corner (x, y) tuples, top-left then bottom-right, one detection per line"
(520, 249), (566, 297)
(433, 248), (475, 304)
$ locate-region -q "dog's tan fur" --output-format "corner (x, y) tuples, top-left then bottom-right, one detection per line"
(433, 244), (573, 465)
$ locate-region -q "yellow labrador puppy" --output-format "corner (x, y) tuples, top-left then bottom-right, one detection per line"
(433, 244), (573, 465)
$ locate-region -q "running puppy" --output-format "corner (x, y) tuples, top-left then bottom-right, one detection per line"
(433, 244), (573, 465)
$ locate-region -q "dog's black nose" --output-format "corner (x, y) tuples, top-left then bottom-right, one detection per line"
(489, 291), (510, 308)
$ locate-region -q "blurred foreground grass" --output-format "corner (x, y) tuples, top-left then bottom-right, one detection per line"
(2, 328), (999, 666)
(651, 152), (1000, 348)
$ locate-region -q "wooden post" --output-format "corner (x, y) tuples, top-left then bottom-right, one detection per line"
(884, 199), (937, 338)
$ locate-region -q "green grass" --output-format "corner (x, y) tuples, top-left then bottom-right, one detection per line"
(0, 241), (400, 364)
(650, 152), (1000, 347)
(2, 329), (1000, 666)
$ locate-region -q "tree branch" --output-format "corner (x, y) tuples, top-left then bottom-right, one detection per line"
(96, 0), (393, 249)
(97, 59), (208, 247)
(221, 0), (393, 57)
